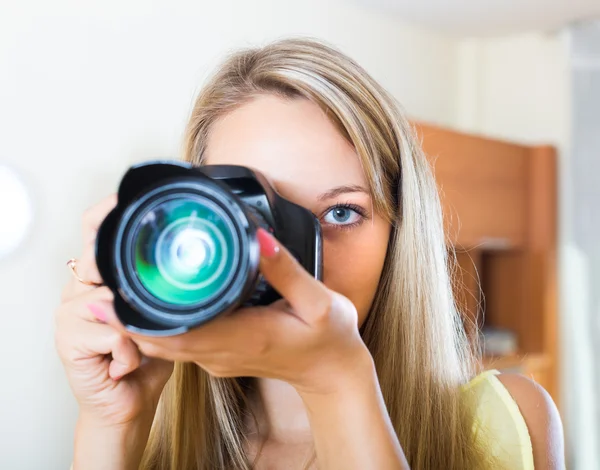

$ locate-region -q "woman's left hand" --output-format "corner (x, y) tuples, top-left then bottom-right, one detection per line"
(106, 228), (371, 395)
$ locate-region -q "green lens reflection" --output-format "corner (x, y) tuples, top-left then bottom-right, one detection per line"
(132, 197), (236, 305)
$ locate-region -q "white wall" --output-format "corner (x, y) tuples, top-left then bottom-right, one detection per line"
(0, 1), (462, 468)
(455, 32), (570, 146)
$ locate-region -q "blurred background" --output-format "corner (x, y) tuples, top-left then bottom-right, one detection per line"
(0, 0), (599, 468)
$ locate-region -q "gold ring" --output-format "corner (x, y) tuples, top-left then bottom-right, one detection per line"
(66, 258), (103, 287)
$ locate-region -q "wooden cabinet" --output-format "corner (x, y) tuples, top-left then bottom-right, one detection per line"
(413, 122), (559, 405)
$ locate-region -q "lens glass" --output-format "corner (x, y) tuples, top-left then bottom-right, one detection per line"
(131, 196), (238, 306)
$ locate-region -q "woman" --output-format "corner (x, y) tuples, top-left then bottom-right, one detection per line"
(55, 38), (564, 469)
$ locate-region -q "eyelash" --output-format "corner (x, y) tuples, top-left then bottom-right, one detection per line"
(319, 203), (368, 231)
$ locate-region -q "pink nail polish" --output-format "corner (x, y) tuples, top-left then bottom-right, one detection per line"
(257, 228), (280, 257)
(86, 304), (106, 323)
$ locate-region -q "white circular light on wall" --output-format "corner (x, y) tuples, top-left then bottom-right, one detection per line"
(0, 165), (33, 259)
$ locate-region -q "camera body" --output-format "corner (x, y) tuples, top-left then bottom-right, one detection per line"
(96, 161), (322, 336)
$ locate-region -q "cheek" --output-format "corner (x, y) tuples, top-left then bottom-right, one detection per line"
(321, 225), (390, 327)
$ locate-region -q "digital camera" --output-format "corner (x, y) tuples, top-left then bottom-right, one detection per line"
(95, 161), (322, 336)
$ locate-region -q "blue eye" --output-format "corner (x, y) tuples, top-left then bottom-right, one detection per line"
(323, 206), (363, 226)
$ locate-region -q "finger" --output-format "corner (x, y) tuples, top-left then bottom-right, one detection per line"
(81, 295), (129, 336)
(56, 286), (115, 325)
(78, 194), (118, 280)
(56, 286), (169, 381)
(61, 264), (102, 303)
(61, 194), (118, 302)
(256, 228), (330, 323)
(108, 334), (143, 380)
(81, 322), (141, 379)
(57, 316), (141, 380)
(81, 193), (118, 246)
(129, 305), (281, 361)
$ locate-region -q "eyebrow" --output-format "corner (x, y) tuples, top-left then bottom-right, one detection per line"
(317, 184), (369, 201)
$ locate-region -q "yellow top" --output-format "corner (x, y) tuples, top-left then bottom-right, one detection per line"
(463, 369), (534, 470)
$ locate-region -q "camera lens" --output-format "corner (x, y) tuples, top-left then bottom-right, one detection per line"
(112, 178), (256, 327)
(130, 195), (238, 306)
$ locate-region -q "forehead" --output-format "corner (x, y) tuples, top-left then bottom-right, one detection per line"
(203, 95), (366, 201)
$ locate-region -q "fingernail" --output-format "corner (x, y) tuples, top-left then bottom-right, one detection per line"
(112, 375), (123, 381)
(257, 228), (280, 257)
(86, 303), (106, 323)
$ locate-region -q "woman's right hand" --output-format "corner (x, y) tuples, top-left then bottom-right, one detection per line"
(54, 195), (174, 428)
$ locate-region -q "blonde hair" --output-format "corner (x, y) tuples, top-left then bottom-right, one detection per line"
(140, 37), (492, 469)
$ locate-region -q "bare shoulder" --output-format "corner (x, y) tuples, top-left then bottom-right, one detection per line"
(496, 373), (566, 470)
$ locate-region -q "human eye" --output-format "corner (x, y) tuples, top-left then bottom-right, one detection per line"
(321, 203), (366, 230)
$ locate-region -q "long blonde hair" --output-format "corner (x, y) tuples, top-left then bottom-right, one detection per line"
(140, 37), (491, 469)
